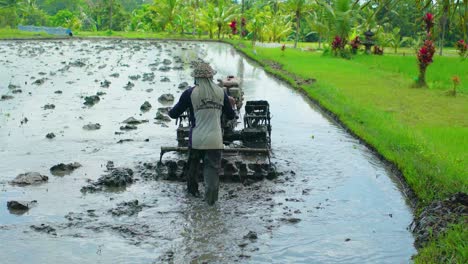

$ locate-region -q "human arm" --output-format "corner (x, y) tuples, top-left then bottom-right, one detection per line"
(222, 92), (236, 120)
(169, 89), (192, 119)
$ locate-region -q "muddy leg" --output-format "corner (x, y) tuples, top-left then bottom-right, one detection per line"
(204, 150), (221, 205)
(187, 149), (203, 196)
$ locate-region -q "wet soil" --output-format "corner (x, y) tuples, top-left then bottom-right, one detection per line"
(0, 40), (415, 263)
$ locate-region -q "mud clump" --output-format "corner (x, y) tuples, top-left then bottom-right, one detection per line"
(411, 192), (468, 248)
(46, 133), (56, 139)
(50, 162), (82, 176)
(142, 72), (155, 82)
(108, 200), (145, 216)
(158, 94), (174, 104)
(158, 66), (171, 72)
(129, 74), (141, 81)
(155, 109), (171, 122)
(160, 77), (170, 83)
(32, 78), (46, 85)
(178, 82), (189, 89)
(244, 231), (258, 240)
(12, 89), (22, 94)
(83, 123), (101, 130)
(1, 95), (14, 100)
(120, 125), (137, 131)
(30, 224), (57, 236)
(43, 104), (55, 110)
(84, 95), (100, 106)
(124, 81), (135, 90)
(140, 101), (152, 112)
(100, 80), (111, 88)
(7, 200), (37, 213)
(81, 167), (134, 192)
(122, 117), (148, 125)
(10, 172), (49, 186)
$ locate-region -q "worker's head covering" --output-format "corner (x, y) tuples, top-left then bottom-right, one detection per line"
(191, 62), (217, 79)
(190, 62), (224, 112)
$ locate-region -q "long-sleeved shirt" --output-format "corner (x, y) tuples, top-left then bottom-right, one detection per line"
(169, 86), (236, 149)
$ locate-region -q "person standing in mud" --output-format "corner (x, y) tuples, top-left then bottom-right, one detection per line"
(169, 62), (236, 205)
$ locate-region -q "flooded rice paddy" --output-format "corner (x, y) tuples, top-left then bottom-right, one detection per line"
(0, 40), (415, 263)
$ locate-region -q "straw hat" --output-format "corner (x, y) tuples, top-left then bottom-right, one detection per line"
(191, 62), (217, 78)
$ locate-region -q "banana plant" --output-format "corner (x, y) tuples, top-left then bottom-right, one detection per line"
(386, 27), (410, 54)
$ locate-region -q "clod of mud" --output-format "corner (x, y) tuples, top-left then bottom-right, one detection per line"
(54, 90), (63, 94)
(50, 162), (82, 176)
(1, 95), (14, 100)
(108, 200), (145, 216)
(158, 94), (174, 104)
(244, 231), (258, 240)
(8, 84), (20, 90)
(158, 66), (171, 72)
(122, 117), (148, 125)
(83, 123), (101, 130)
(30, 224), (57, 236)
(10, 172), (49, 186)
(146, 88), (153, 93)
(69, 60), (86, 67)
(120, 125), (137, 131)
(7, 200), (37, 214)
(178, 82), (189, 89)
(280, 217), (301, 224)
(155, 110), (171, 122)
(411, 192), (468, 248)
(96, 91), (106, 96)
(117, 139), (134, 144)
(12, 89), (22, 94)
(142, 72), (155, 82)
(129, 74), (141, 81)
(140, 101), (152, 112)
(83, 95), (100, 106)
(124, 81), (135, 90)
(100, 80), (111, 88)
(46, 133), (56, 139)
(110, 73), (120, 78)
(43, 104), (55, 110)
(160, 77), (170, 82)
(162, 59), (172, 65)
(20, 117), (28, 125)
(81, 167), (134, 192)
(32, 78), (46, 85)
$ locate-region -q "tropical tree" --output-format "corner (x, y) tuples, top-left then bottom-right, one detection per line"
(386, 27), (410, 53)
(152, 0), (180, 31)
(212, 0), (238, 39)
(286, 0), (313, 48)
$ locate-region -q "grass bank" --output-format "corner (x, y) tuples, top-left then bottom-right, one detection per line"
(226, 40), (467, 263)
(0, 28), (53, 38)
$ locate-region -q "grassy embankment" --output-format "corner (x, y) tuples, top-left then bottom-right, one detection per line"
(0, 28), (54, 38)
(1, 30), (466, 262)
(226, 40), (467, 263)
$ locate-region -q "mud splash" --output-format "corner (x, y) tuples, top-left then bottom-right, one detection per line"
(0, 40), (415, 263)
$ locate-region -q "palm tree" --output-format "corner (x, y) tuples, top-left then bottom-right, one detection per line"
(286, 0), (313, 48)
(212, 0), (238, 39)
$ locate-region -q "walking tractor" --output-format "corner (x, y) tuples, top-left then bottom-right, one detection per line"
(158, 76), (276, 182)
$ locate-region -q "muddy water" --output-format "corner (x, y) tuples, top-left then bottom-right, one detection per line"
(0, 40), (415, 263)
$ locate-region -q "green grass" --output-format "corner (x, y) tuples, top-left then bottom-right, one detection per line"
(0, 28), (54, 38)
(415, 223), (468, 264)
(231, 42), (467, 203)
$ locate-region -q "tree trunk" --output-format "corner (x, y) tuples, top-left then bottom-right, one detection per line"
(417, 66), (427, 87)
(318, 35), (321, 49)
(439, 15), (447, 56)
(109, 0), (113, 31)
(294, 11), (300, 48)
(217, 25), (221, 39)
(240, 0), (244, 38)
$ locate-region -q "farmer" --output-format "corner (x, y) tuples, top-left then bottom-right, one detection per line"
(169, 62), (236, 205)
